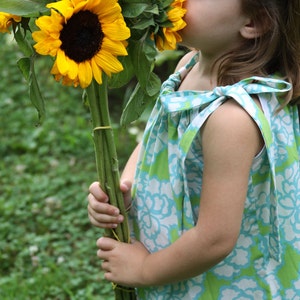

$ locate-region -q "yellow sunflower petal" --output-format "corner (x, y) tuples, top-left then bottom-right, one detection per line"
(78, 61), (93, 88)
(35, 13), (63, 33)
(101, 19), (130, 41)
(163, 29), (178, 50)
(51, 60), (64, 82)
(93, 0), (121, 22)
(71, 78), (80, 88)
(63, 75), (77, 87)
(83, 0), (101, 13)
(34, 39), (61, 56)
(73, 0), (92, 14)
(33, 29), (61, 56)
(52, 59), (80, 87)
(0, 12), (21, 33)
(47, 0), (74, 21)
(12, 15), (21, 22)
(91, 58), (103, 85)
(168, 7), (186, 22)
(56, 49), (71, 75)
(94, 51), (123, 76)
(155, 35), (166, 52)
(67, 58), (79, 80)
(51, 60), (59, 74)
(101, 37), (128, 56)
(31, 30), (45, 43)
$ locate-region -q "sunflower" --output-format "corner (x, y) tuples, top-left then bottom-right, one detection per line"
(0, 12), (21, 33)
(155, 0), (187, 51)
(32, 0), (130, 88)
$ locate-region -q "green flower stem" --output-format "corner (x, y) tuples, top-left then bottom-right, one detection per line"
(86, 77), (136, 300)
(86, 77), (129, 241)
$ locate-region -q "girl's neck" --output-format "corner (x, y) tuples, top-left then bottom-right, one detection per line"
(179, 51), (219, 91)
(198, 50), (221, 79)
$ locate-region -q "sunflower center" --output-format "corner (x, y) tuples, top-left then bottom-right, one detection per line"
(60, 10), (103, 63)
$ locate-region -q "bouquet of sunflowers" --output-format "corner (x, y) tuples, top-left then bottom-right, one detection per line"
(0, 0), (186, 298)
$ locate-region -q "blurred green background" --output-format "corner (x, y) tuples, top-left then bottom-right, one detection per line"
(0, 33), (184, 299)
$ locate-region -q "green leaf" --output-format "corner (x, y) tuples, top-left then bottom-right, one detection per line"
(108, 56), (134, 89)
(13, 25), (34, 56)
(156, 14), (172, 25)
(131, 17), (155, 30)
(155, 49), (186, 66)
(146, 72), (161, 97)
(17, 57), (31, 81)
(0, 0), (48, 17)
(144, 4), (159, 15)
(120, 83), (157, 126)
(119, 0), (150, 5)
(29, 59), (46, 123)
(129, 36), (157, 91)
(161, 0), (174, 10)
(121, 3), (149, 18)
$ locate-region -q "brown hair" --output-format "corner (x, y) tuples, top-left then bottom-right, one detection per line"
(216, 0), (300, 105)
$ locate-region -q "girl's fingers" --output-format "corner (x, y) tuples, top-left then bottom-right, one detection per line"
(101, 260), (111, 272)
(88, 194), (120, 215)
(97, 238), (114, 260)
(97, 237), (118, 251)
(87, 205), (124, 224)
(89, 181), (109, 202)
(88, 213), (123, 229)
(120, 180), (132, 193)
(120, 180), (132, 208)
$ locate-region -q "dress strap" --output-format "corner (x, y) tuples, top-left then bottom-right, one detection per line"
(160, 52), (199, 94)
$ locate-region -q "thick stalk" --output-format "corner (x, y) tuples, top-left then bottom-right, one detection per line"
(86, 77), (129, 241)
(86, 77), (135, 299)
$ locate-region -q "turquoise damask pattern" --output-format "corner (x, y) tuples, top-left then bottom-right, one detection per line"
(130, 53), (300, 299)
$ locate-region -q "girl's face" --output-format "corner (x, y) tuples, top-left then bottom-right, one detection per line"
(180, 0), (249, 58)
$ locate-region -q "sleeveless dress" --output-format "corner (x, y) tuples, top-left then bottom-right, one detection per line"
(129, 53), (300, 299)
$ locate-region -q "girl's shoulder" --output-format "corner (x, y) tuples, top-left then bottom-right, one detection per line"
(203, 99), (264, 158)
(174, 50), (198, 72)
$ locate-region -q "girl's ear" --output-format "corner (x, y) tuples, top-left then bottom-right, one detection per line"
(240, 18), (263, 39)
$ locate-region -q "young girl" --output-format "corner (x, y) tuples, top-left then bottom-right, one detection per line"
(88, 0), (300, 298)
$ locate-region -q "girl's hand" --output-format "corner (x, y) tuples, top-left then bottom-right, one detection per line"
(97, 237), (150, 287)
(87, 180), (132, 229)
